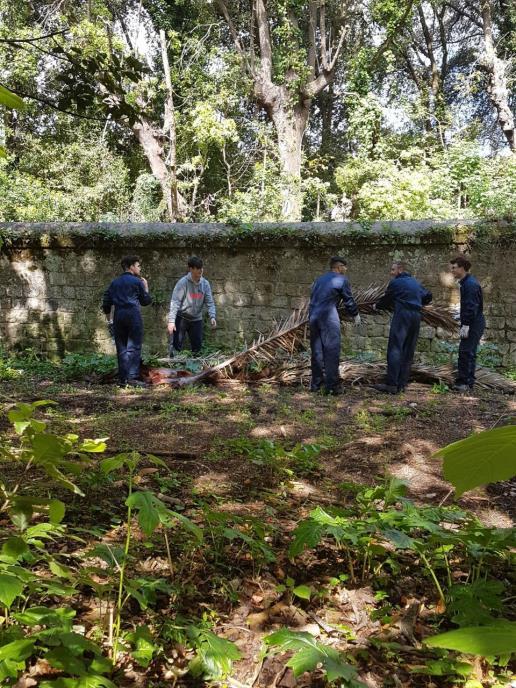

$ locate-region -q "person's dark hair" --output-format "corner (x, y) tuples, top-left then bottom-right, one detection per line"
(121, 255), (140, 270)
(450, 255), (471, 271)
(329, 256), (347, 268)
(188, 256), (203, 269)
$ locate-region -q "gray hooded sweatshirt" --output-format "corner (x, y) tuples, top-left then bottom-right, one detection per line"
(168, 272), (216, 323)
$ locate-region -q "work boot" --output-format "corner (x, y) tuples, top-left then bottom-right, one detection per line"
(324, 386), (344, 396)
(452, 383), (469, 392)
(373, 383), (398, 395)
(127, 379), (149, 389)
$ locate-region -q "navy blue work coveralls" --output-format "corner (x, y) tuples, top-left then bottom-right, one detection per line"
(376, 273), (432, 390)
(102, 273), (152, 383)
(456, 274), (485, 387)
(309, 272), (359, 392)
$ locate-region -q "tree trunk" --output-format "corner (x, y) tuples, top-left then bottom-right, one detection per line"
(132, 118), (187, 218)
(159, 29), (181, 220)
(269, 95), (310, 221)
(481, 0), (515, 151)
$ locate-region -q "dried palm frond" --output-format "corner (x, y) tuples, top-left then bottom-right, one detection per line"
(167, 283), (457, 388)
(257, 359), (515, 394)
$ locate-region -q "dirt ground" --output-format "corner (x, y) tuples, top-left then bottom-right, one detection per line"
(1, 377), (515, 687)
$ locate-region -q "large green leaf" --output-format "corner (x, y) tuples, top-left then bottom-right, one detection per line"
(126, 491), (168, 537)
(0, 638), (35, 662)
(39, 676), (117, 688)
(264, 629), (364, 684)
(0, 86), (24, 109)
(433, 426), (516, 496)
(424, 622), (516, 655)
(0, 573), (24, 607)
(13, 606), (76, 627)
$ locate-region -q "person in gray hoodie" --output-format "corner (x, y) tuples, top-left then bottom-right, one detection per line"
(167, 256), (217, 355)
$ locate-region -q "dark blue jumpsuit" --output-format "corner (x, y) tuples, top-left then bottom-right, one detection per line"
(376, 273), (432, 390)
(456, 274), (485, 387)
(102, 273), (152, 384)
(309, 272), (358, 392)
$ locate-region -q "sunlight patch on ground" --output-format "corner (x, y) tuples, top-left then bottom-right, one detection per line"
(193, 471), (231, 495)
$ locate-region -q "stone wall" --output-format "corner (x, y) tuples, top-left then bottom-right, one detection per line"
(0, 221), (515, 367)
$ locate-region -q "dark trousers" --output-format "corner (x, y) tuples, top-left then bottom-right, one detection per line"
(386, 309), (421, 389)
(456, 316), (485, 386)
(310, 312), (341, 392)
(114, 308), (143, 383)
(173, 314), (203, 353)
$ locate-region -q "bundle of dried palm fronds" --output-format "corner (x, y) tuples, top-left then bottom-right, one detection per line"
(257, 359), (516, 393)
(168, 283), (457, 388)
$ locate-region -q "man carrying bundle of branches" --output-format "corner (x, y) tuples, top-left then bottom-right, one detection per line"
(309, 256), (361, 395)
(373, 261), (432, 394)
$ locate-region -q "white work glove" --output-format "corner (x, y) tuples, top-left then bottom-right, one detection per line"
(459, 325), (470, 339)
(353, 314), (362, 327)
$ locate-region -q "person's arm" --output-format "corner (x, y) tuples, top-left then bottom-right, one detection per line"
(340, 278), (359, 317)
(101, 286), (113, 318)
(460, 281), (478, 326)
(375, 281), (395, 310)
(204, 280), (216, 325)
(421, 287), (433, 306)
(167, 279), (186, 331)
(138, 277), (152, 307)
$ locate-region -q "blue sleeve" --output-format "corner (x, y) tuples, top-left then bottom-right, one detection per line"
(138, 282), (152, 307)
(421, 287), (432, 306)
(102, 285), (113, 314)
(461, 282), (480, 326)
(340, 278), (359, 317)
(376, 281), (395, 310)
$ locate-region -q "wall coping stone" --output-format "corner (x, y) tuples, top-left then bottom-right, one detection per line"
(1, 219), (513, 249)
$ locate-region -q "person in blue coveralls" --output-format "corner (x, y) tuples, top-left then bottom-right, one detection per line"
(450, 256), (485, 392)
(373, 261), (432, 394)
(309, 256), (361, 395)
(102, 255), (152, 387)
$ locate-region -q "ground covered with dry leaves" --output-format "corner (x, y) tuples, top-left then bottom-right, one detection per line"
(0, 375), (515, 688)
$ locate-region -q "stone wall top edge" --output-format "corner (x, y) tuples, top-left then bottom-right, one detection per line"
(0, 219), (484, 236)
(1, 218), (512, 245)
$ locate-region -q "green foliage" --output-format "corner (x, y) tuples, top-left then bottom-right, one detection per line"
(0, 135), (131, 222)
(424, 622), (516, 656)
(265, 629), (365, 685)
(433, 425), (516, 496)
(187, 626), (242, 679)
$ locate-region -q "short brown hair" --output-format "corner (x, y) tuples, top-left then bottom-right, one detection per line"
(330, 256), (347, 268)
(450, 256), (471, 271)
(121, 255), (141, 270)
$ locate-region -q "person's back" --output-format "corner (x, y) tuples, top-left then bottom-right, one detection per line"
(374, 263), (431, 394)
(107, 272), (151, 311)
(102, 256), (151, 387)
(377, 272), (432, 311)
(310, 271), (357, 319)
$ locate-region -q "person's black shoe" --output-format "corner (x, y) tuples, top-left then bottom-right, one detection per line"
(324, 386), (344, 396)
(452, 383), (469, 392)
(310, 385), (321, 392)
(373, 383), (398, 394)
(127, 379), (149, 388)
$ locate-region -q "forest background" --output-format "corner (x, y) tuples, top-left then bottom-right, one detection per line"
(0, 0), (514, 224)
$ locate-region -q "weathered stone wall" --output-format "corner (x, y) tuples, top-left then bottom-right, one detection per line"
(0, 221), (515, 366)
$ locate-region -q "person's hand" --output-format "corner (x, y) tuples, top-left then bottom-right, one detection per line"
(210, 318), (217, 330)
(167, 322), (176, 335)
(140, 277), (149, 291)
(107, 321), (114, 338)
(459, 325), (470, 339)
(353, 314), (362, 327)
